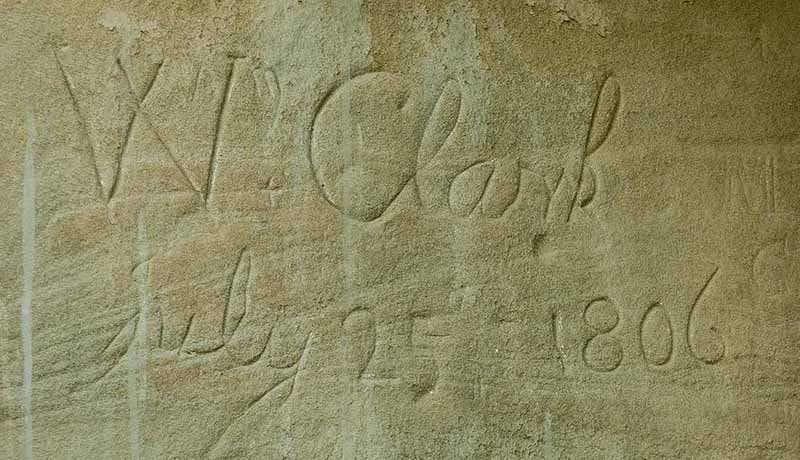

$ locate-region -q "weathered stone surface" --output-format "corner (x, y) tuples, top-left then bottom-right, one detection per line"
(1, 1), (799, 458)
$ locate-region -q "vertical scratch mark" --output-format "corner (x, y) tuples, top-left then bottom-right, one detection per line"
(55, 50), (104, 199)
(264, 68), (282, 135)
(156, 308), (163, 349)
(550, 311), (565, 373)
(544, 412), (556, 460)
(771, 155), (777, 214)
(206, 58), (237, 204)
(341, 5), (359, 457)
(253, 67), (264, 100)
(190, 64), (202, 103)
(735, 158), (750, 211)
(21, 110), (36, 460)
(341, 55), (355, 316)
(127, 213), (149, 460)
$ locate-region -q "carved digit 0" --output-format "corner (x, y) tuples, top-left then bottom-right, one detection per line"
(639, 302), (673, 366)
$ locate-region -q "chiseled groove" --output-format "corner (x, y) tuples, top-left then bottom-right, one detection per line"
(109, 59), (167, 202)
(54, 50), (104, 199)
(221, 247), (249, 343)
(205, 58), (237, 204)
(201, 373), (295, 459)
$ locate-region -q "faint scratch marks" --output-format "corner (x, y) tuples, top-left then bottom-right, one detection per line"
(550, 311), (565, 373)
(93, 313), (139, 385)
(203, 334), (312, 459)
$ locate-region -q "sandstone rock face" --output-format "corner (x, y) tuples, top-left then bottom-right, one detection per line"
(1, 1), (799, 459)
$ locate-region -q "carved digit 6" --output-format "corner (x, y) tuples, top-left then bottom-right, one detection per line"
(687, 268), (725, 364)
(637, 268), (724, 367)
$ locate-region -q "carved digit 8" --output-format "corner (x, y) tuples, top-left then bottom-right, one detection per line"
(582, 298), (623, 372)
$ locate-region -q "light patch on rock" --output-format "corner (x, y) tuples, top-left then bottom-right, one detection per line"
(526, 0), (612, 37)
(98, 9), (158, 57)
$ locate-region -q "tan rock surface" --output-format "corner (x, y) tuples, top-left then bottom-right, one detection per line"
(1, 1), (799, 458)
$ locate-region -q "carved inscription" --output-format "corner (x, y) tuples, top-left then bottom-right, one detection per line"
(729, 154), (780, 214)
(333, 270), (725, 393)
(639, 302), (673, 366)
(551, 268), (726, 372)
(12, 0), (800, 455)
(55, 49), (281, 207)
(574, 74), (621, 214)
(581, 297), (623, 372)
(753, 233), (800, 297)
(310, 72), (621, 231)
(449, 158), (521, 218)
(686, 268), (725, 364)
(310, 73), (462, 222)
(338, 286), (481, 398)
